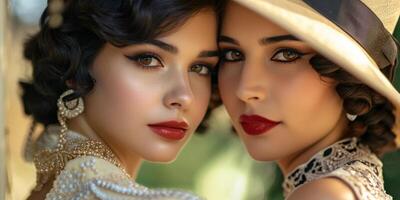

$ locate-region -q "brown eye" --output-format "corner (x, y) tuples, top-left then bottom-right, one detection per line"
(138, 57), (155, 66)
(136, 56), (161, 67)
(126, 53), (163, 68)
(190, 64), (211, 76)
(222, 49), (244, 62)
(271, 48), (304, 63)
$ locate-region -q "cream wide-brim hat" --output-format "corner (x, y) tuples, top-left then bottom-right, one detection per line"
(232, 0), (400, 144)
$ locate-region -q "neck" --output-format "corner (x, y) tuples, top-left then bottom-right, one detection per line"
(277, 114), (349, 176)
(124, 160), (142, 179)
(67, 114), (143, 179)
(108, 144), (143, 179)
(68, 113), (101, 140)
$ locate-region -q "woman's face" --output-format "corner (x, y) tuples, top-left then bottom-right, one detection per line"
(83, 9), (218, 163)
(218, 2), (346, 161)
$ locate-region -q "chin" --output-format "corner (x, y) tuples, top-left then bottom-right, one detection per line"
(245, 145), (280, 161)
(142, 152), (180, 163)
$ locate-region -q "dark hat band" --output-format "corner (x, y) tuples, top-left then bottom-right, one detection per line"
(304, 0), (399, 79)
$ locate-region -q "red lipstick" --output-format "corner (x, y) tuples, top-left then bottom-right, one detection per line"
(148, 121), (188, 140)
(239, 115), (280, 135)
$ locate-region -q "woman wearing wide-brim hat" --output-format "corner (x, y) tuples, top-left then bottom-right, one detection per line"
(217, 0), (400, 199)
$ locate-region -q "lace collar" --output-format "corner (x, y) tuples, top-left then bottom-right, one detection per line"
(282, 137), (380, 197)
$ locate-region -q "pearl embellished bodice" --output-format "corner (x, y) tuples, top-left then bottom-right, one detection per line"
(33, 126), (202, 200)
(283, 137), (392, 200)
(46, 156), (201, 200)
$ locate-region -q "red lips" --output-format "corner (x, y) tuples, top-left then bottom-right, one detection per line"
(148, 121), (189, 140)
(239, 115), (280, 135)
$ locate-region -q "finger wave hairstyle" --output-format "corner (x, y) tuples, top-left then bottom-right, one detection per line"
(310, 54), (397, 155)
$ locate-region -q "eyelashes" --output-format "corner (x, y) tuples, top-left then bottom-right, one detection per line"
(125, 52), (214, 76)
(220, 49), (244, 62)
(125, 52), (163, 69)
(270, 48), (306, 63)
(220, 47), (308, 64)
(190, 63), (212, 76)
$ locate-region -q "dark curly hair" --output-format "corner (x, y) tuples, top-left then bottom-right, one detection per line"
(20, 0), (224, 133)
(310, 55), (397, 155)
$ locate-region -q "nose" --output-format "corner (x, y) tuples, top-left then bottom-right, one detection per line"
(163, 73), (194, 111)
(236, 62), (267, 103)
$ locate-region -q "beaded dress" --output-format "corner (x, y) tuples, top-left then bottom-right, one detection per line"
(32, 126), (202, 200)
(283, 137), (392, 200)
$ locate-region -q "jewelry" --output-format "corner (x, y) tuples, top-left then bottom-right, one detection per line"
(56, 89), (84, 151)
(33, 89), (133, 190)
(346, 113), (358, 121)
(33, 89), (84, 190)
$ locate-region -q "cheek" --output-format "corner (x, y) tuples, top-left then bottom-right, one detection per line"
(278, 68), (343, 133)
(84, 63), (163, 138)
(218, 64), (242, 115)
(95, 71), (158, 118)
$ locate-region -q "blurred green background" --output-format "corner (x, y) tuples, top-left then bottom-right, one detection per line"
(137, 20), (400, 200)
(381, 19), (400, 200)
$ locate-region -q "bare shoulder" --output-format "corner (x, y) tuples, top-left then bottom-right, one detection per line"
(287, 177), (357, 200)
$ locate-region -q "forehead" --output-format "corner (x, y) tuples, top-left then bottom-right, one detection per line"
(157, 9), (217, 50)
(221, 2), (289, 41)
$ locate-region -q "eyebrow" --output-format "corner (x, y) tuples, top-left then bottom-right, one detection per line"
(218, 35), (239, 45)
(147, 39), (178, 54)
(144, 39), (218, 58)
(259, 34), (300, 44)
(218, 34), (300, 46)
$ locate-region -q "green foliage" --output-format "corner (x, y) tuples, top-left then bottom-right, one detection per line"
(394, 19), (400, 89)
(383, 18), (400, 200)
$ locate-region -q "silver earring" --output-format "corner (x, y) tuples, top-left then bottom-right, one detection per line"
(346, 113), (357, 121)
(56, 89), (84, 150)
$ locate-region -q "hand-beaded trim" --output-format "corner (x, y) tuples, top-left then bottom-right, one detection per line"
(33, 131), (124, 191)
(46, 157), (203, 200)
(283, 137), (389, 199)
